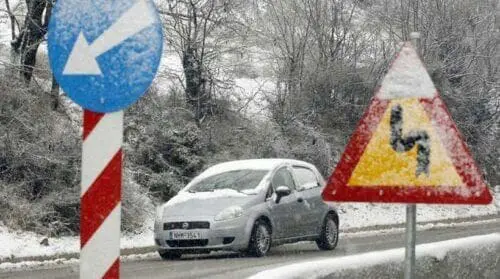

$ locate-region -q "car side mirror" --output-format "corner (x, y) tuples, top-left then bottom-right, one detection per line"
(275, 186), (291, 204)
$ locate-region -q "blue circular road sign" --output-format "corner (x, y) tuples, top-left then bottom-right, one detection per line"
(48, 0), (163, 113)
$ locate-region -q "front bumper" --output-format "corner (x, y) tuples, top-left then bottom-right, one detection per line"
(154, 215), (252, 253)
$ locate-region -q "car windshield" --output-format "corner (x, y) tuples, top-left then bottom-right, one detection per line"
(187, 169), (268, 193)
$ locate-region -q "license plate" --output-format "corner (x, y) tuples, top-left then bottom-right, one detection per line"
(169, 231), (202, 240)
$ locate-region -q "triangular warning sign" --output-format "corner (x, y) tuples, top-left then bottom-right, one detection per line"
(322, 42), (492, 204)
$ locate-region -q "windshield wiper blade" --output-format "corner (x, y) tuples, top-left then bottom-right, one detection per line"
(189, 189), (214, 193)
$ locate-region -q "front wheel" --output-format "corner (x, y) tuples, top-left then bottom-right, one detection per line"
(247, 220), (271, 257)
(316, 213), (339, 250)
(158, 250), (182, 260)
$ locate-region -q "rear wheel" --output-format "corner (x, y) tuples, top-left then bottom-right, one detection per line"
(158, 250), (182, 260)
(316, 213), (339, 250)
(247, 220), (271, 257)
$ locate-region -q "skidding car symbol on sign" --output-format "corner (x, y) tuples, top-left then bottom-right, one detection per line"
(322, 43), (492, 205)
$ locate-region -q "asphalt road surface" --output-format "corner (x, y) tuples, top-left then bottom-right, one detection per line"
(2, 220), (499, 279)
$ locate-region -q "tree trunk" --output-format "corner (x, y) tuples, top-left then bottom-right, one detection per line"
(5, 0), (20, 75)
(12, 0), (50, 83)
(182, 45), (209, 123)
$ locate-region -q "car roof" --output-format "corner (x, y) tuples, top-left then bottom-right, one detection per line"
(202, 158), (317, 175)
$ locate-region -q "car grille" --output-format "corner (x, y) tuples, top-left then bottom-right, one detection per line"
(166, 239), (209, 247)
(163, 221), (210, 230)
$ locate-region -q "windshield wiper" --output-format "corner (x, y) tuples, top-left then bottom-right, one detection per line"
(188, 189), (214, 193)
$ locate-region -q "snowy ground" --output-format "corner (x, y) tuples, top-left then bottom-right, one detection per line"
(340, 218), (500, 239)
(0, 219), (155, 261)
(336, 200), (499, 230)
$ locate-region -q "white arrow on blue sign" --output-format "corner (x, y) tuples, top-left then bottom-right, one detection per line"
(48, 0), (163, 113)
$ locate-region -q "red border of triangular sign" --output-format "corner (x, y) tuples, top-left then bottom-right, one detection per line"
(322, 43), (492, 204)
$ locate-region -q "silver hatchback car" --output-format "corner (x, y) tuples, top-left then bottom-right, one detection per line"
(154, 159), (339, 259)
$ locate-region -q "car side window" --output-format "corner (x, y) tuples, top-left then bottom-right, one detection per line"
(293, 166), (319, 191)
(271, 168), (296, 190)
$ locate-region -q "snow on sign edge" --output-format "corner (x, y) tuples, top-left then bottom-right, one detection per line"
(377, 43), (437, 100)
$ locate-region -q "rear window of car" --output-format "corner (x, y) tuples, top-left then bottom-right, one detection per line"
(293, 166), (319, 190)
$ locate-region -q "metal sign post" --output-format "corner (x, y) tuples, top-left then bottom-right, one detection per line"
(404, 204), (416, 279)
(403, 32), (420, 279)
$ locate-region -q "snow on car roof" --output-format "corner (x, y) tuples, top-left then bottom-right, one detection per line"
(202, 158), (315, 175)
(183, 158), (318, 190)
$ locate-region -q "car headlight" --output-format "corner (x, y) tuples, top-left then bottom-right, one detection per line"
(214, 206), (243, 221)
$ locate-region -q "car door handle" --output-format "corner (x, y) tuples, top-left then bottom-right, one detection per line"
(297, 197), (304, 203)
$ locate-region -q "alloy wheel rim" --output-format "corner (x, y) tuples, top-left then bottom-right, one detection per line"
(325, 219), (337, 245)
(256, 225), (270, 253)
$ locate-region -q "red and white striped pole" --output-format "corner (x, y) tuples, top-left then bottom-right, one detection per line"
(81, 110), (123, 278)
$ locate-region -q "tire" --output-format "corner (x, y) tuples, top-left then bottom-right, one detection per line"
(316, 213), (339, 250)
(247, 220), (271, 257)
(158, 250), (182, 260)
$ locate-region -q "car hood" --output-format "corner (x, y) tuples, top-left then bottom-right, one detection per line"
(161, 190), (257, 218)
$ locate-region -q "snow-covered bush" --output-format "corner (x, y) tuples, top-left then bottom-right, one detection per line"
(121, 170), (155, 233)
(0, 76), (154, 235)
(125, 87), (206, 202)
(0, 76), (80, 236)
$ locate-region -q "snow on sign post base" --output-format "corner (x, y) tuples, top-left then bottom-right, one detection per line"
(321, 42), (492, 205)
(47, 0), (163, 278)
